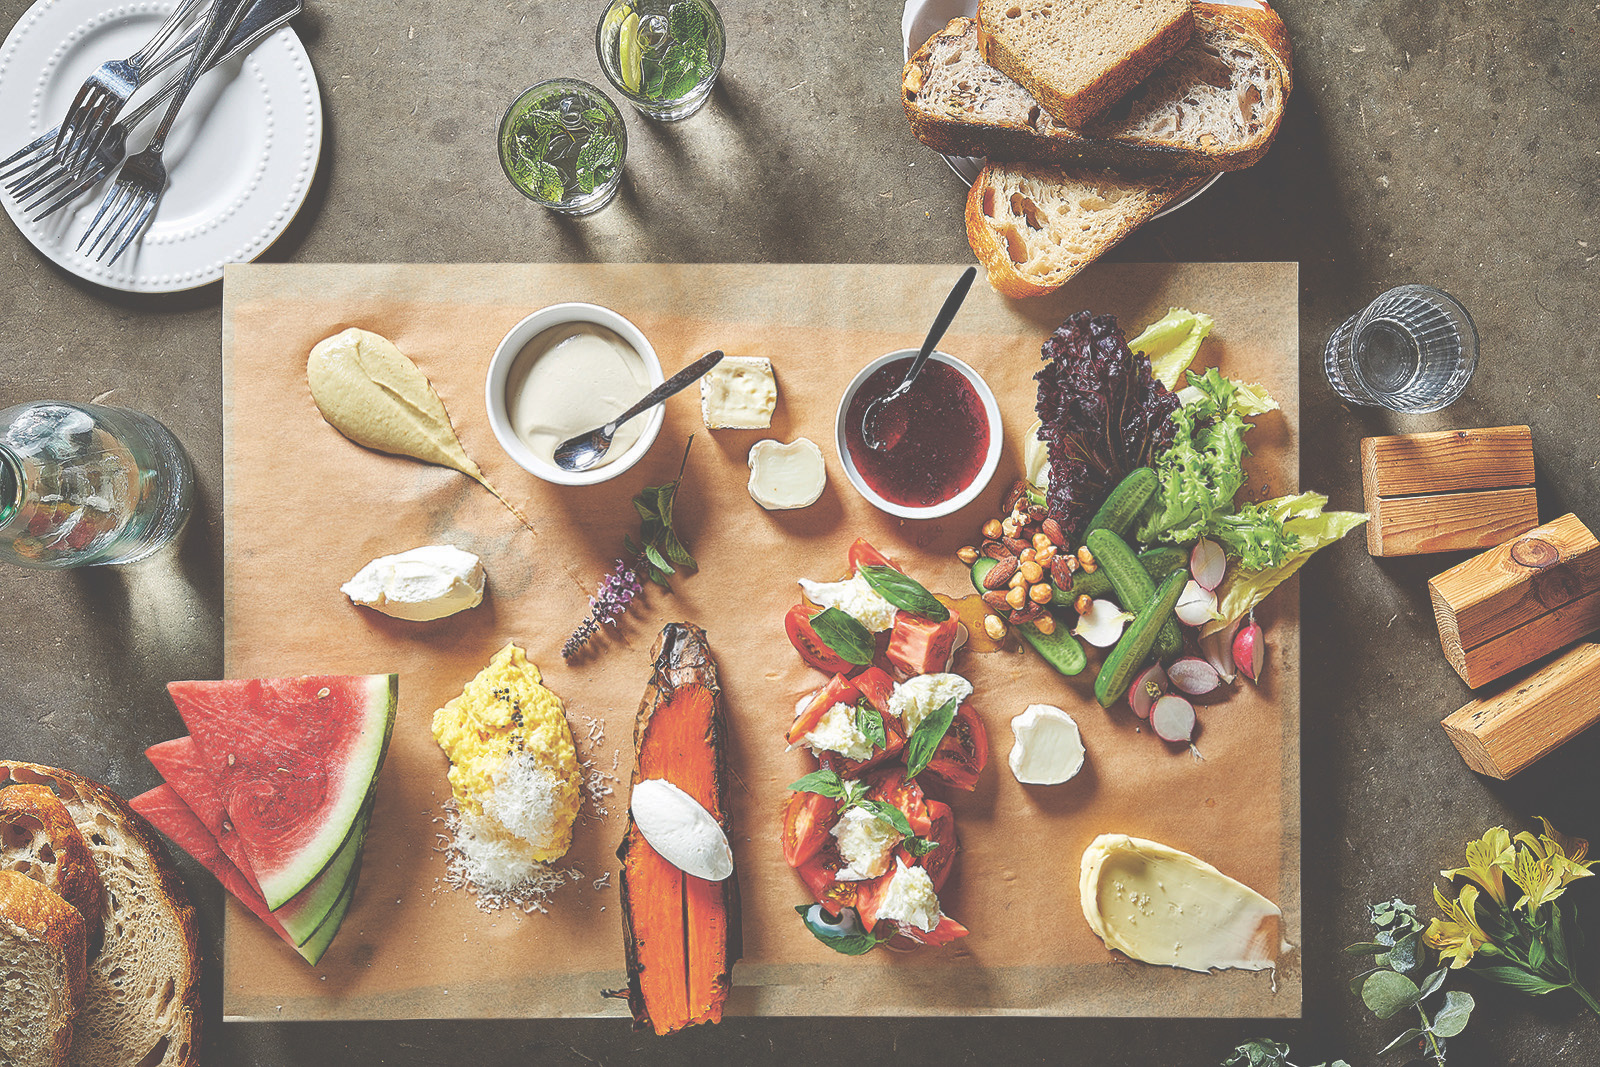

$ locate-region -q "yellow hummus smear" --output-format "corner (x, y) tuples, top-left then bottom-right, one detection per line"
(432, 643), (583, 863)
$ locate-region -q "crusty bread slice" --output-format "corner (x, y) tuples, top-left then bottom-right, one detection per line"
(0, 869), (87, 1067)
(0, 763), (201, 1067)
(965, 162), (1207, 298)
(976, 0), (1195, 127)
(905, 6), (1292, 174)
(1, 783), (106, 955)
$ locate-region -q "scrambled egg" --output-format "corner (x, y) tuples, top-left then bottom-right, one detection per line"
(432, 643), (583, 863)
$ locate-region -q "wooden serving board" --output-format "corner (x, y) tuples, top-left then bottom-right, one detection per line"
(219, 262), (1301, 1020)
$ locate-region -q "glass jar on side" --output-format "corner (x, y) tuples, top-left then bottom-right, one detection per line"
(0, 402), (194, 569)
(1323, 284), (1478, 413)
(499, 78), (628, 215)
(596, 0), (725, 121)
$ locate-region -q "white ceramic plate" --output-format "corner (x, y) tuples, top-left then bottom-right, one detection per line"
(899, 0), (1268, 217)
(0, 0), (321, 292)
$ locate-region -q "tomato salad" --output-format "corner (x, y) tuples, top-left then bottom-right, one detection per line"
(781, 538), (985, 953)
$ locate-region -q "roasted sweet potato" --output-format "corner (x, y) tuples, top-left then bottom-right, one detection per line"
(617, 623), (742, 1035)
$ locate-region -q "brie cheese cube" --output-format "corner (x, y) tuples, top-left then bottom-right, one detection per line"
(876, 857), (941, 932)
(798, 570), (898, 632)
(341, 544), (485, 621)
(830, 805), (901, 881)
(701, 356), (777, 429)
(748, 438), (826, 510)
(888, 673), (974, 734)
(802, 703), (874, 762)
(1008, 704), (1086, 785)
(630, 779), (734, 881)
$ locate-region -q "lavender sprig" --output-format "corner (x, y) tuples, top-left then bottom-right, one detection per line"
(562, 559), (643, 659)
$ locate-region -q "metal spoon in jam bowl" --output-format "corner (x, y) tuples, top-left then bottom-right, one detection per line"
(554, 350), (724, 472)
(861, 265), (977, 451)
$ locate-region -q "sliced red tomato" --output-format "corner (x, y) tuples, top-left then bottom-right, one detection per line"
(785, 674), (859, 746)
(851, 666), (895, 711)
(784, 603), (856, 674)
(782, 790), (838, 870)
(886, 613), (961, 676)
(894, 913), (969, 948)
(847, 538), (895, 572)
(922, 702), (989, 791)
(915, 799), (959, 893)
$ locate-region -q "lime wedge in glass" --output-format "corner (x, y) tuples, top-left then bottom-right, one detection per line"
(619, 11), (643, 93)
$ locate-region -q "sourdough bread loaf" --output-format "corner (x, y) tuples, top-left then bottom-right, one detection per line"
(904, 6), (1292, 174)
(0, 869), (87, 1067)
(0, 783), (106, 955)
(0, 763), (201, 1067)
(976, 0), (1194, 126)
(965, 163), (1207, 298)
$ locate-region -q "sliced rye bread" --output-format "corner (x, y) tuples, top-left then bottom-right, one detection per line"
(1, 783), (106, 955)
(0, 869), (87, 1067)
(965, 162), (1208, 298)
(0, 763), (201, 1067)
(976, 0), (1194, 127)
(904, 6), (1292, 175)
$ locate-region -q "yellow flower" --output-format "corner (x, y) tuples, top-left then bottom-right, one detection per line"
(1508, 816), (1597, 913)
(1441, 825), (1514, 906)
(1426, 883), (1489, 969)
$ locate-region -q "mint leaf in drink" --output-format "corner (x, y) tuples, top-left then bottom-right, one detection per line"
(581, 107), (607, 127)
(533, 161), (563, 202)
(578, 131), (620, 172)
(575, 168), (597, 196)
(667, 1), (708, 47)
(657, 44), (706, 99)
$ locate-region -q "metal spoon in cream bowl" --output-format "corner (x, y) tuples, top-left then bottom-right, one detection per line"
(554, 350), (724, 472)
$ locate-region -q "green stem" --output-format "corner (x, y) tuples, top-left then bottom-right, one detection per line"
(1572, 979), (1600, 1017)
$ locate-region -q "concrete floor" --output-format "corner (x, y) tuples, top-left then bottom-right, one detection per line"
(2, 0), (1598, 1063)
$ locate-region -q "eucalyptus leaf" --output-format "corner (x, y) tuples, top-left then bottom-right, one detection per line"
(1417, 967), (1448, 1001)
(1344, 941), (1391, 956)
(1430, 989), (1474, 1038)
(1384, 930), (1421, 974)
(904, 698), (958, 779)
(1362, 969), (1421, 1019)
(1377, 1027), (1424, 1055)
(860, 564), (950, 621)
(810, 608), (874, 666)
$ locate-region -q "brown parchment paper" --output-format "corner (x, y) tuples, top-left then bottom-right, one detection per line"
(219, 262), (1301, 1020)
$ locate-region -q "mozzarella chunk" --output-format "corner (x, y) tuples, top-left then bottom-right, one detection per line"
(798, 572), (898, 632)
(889, 673), (974, 734)
(876, 856), (941, 932)
(803, 703), (874, 762)
(830, 806), (901, 881)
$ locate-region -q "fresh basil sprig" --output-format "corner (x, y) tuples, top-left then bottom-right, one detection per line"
(787, 769), (866, 809)
(904, 698), (958, 779)
(810, 607), (874, 665)
(859, 564), (949, 621)
(855, 700), (887, 752)
(860, 799), (939, 857)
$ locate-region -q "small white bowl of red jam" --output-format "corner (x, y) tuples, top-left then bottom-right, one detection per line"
(835, 349), (1002, 519)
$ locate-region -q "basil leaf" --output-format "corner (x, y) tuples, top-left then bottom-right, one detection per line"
(855, 700), (886, 752)
(859, 799), (914, 840)
(905, 836), (940, 858)
(810, 608), (874, 666)
(795, 904), (881, 956)
(904, 697), (958, 779)
(788, 769), (844, 799)
(859, 565), (949, 621)
(643, 542), (674, 575)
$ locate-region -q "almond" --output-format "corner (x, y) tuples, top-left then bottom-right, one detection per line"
(1050, 558), (1075, 588)
(1041, 518), (1067, 546)
(982, 556), (1018, 590)
(982, 541), (1013, 561)
(1010, 603), (1046, 624)
(982, 590), (1011, 612)
(1002, 536), (1030, 556)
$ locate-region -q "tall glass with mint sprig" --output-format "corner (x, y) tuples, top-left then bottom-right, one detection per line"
(1426, 818), (1600, 1014)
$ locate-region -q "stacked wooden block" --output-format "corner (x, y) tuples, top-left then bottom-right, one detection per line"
(1361, 426), (1600, 778)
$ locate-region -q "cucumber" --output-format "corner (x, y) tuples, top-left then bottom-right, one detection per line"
(1085, 529), (1184, 659)
(969, 559), (1087, 676)
(1094, 569), (1187, 708)
(1054, 546), (1186, 606)
(1085, 467), (1157, 539)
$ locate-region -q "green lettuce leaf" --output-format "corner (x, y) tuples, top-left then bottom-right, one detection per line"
(1202, 492), (1369, 636)
(1129, 307), (1214, 389)
(1137, 368), (1253, 547)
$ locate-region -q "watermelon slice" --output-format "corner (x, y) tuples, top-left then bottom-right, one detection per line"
(166, 674), (397, 909)
(131, 783), (364, 966)
(145, 736), (367, 946)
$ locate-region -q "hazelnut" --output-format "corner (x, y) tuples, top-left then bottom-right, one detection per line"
(1009, 570), (1028, 590)
(1019, 560), (1044, 584)
(982, 518), (1003, 540)
(1032, 613), (1056, 635)
(1006, 586), (1028, 611)
(1029, 583), (1053, 605)
(1032, 532), (1052, 553)
(1037, 544), (1057, 565)
(1077, 545), (1097, 572)
(984, 614), (1007, 641)
(1019, 547), (1036, 564)
(957, 546), (980, 565)
(1075, 594), (1093, 616)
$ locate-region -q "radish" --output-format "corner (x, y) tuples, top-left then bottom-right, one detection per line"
(1167, 656), (1222, 696)
(1234, 613), (1266, 682)
(1151, 694), (1197, 743)
(1199, 617), (1241, 684)
(1074, 599), (1134, 648)
(1128, 664), (1167, 718)
(1190, 538), (1225, 591)
(1174, 580), (1219, 627)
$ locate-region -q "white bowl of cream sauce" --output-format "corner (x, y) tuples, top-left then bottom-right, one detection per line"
(485, 303), (665, 486)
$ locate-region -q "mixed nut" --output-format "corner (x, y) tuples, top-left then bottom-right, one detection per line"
(956, 481), (1092, 642)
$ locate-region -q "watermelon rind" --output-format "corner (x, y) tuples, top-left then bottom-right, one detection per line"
(295, 856), (361, 967)
(277, 801), (371, 946)
(171, 672), (398, 910)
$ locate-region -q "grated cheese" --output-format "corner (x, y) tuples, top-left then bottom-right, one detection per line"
(483, 753), (567, 853)
(440, 806), (581, 914)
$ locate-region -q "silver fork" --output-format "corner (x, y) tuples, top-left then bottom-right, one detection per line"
(50, 0), (210, 174)
(77, 0), (253, 264)
(4, 0), (302, 218)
